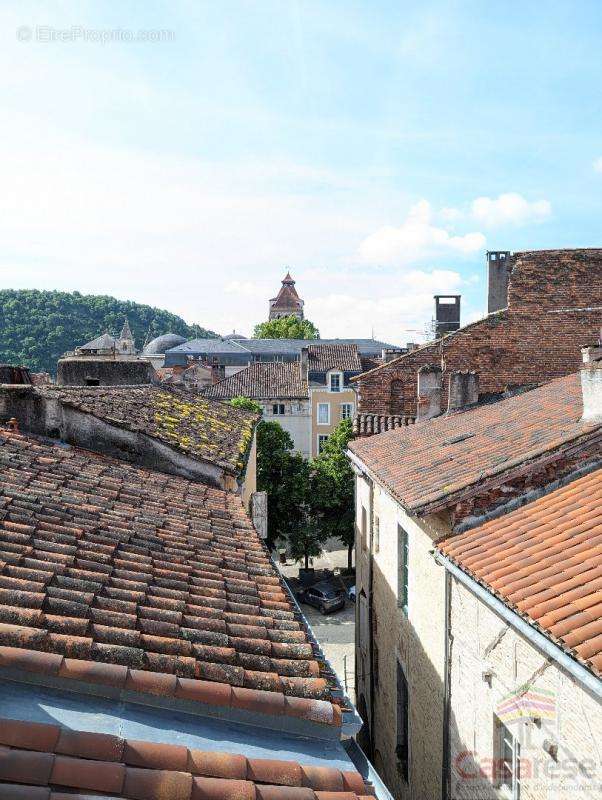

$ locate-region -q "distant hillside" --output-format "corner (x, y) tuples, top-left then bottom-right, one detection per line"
(0, 289), (217, 374)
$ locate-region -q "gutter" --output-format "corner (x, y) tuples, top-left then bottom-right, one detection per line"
(343, 738), (396, 800)
(435, 554), (602, 700)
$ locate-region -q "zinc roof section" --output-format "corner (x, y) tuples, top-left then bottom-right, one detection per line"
(348, 372), (602, 514)
(0, 716), (370, 800)
(438, 468), (602, 677)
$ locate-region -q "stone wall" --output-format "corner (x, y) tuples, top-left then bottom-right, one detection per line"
(448, 577), (601, 800)
(357, 250), (602, 414)
(57, 357), (154, 386)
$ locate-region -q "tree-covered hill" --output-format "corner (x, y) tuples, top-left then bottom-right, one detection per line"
(0, 289), (217, 374)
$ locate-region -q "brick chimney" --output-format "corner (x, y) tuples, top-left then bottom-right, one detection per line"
(487, 251), (512, 313)
(434, 295), (461, 338)
(417, 365), (442, 419)
(580, 344), (602, 422)
(448, 371), (479, 412)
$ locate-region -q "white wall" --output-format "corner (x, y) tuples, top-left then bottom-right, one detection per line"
(448, 577), (602, 800)
(261, 399), (311, 458)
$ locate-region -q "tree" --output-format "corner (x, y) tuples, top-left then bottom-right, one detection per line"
(253, 315), (319, 340)
(0, 289), (217, 374)
(256, 421), (310, 549)
(308, 419), (355, 570)
(229, 396), (262, 414)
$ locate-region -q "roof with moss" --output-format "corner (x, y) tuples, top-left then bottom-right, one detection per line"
(35, 385), (258, 475)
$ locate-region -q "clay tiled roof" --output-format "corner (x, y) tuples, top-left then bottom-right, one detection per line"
(0, 431), (341, 727)
(307, 345), (362, 373)
(349, 373), (602, 514)
(0, 716), (370, 799)
(352, 413), (415, 437)
(35, 385), (258, 475)
(438, 468), (602, 677)
(270, 275), (303, 312)
(205, 363), (308, 400)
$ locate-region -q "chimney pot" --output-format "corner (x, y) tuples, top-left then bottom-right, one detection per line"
(580, 361), (602, 422)
(487, 251), (512, 313)
(7, 417), (18, 433)
(448, 371), (479, 412)
(434, 295), (461, 338)
(417, 365), (442, 420)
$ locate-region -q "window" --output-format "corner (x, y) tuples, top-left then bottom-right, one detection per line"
(341, 402), (354, 420)
(398, 524), (409, 613)
(361, 506), (367, 551)
(85, 378), (100, 386)
(272, 404), (285, 415)
(317, 434), (329, 453)
(396, 661), (409, 781)
(373, 516), (380, 553)
(329, 372), (341, 392)
(495, 716), (521, 799)
(317, 402), (330, 424)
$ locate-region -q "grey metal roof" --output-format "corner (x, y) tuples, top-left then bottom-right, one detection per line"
(78, 333), (115, 350)
(142, 333), (187, 354)
(167, 338), (395, 357)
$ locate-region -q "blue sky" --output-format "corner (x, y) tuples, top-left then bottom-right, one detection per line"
(1, 1), (601, 343)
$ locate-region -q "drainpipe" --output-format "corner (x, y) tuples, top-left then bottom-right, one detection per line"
(368, 477), (375, 759)
(435, 554), (602, 701)
(441, 570), (451, 800)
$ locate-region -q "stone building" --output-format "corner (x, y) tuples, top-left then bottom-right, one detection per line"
(269, 272), (305, 320)
(204, 344), (365, 459)
(204, 361), (311, 458)
(354, 249), (602, 415)
(346, 359), (602, 800)
(0, 397), (392, 800)
(306, 344), (363, 457)
(57, 319), (155, 386)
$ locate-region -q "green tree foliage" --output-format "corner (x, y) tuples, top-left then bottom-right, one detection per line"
(256, 420), (318, 557)
(229, 396), (263, 414)
(253, 315), (320, 340)
(0, 289), (217, 374)
(308, 419), (355, 570)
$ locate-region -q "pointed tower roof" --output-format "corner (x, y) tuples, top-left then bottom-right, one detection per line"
(270, 273), (302, 306)
(119, 318), (134, 341)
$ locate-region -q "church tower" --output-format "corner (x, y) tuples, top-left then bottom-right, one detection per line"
(269, 272), (304, 320)
(116, 318), (137, 355)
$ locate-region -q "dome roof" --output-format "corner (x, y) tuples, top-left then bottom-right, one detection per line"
(143, 333), (187, 355)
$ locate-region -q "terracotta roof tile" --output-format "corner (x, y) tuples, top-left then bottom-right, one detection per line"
(307, 345), (362, 373)
(0, 431), (340, 726)
(0, 717), (369, 800)
(438, 468), (602, 677)
(205, 362), (308, 401)
(350, 372), (601, 513)
(35, 385), (258, 475)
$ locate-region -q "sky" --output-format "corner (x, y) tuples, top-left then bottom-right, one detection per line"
(1, 1), (602, 345)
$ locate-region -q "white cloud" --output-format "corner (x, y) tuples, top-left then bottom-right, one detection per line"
(307, 268), (465, 344)
(470, 193), (551, 227)
(594, 157), (602, 173)
(358, 200), (486, 267)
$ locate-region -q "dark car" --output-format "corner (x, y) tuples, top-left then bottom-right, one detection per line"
(298, 581), (346, 614)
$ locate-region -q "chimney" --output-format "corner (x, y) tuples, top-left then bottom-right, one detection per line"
(448, 371), (479, 412)
(382, 348), (407, 363)
(434, 295), (461, 338)
(487, 251), (512, 313)
(417, 365), (442, 420)
(300, 347), (309, 381)
(580, 345), (602, 422)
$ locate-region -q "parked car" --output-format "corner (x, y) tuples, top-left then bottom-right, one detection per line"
(298, 581), (346, 614)
(347, 585), (356, 602)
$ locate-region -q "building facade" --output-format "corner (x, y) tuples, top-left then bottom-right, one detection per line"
(269, 271), (305, 320)
(347, 362), (602, 800)
(354, 249), (602, 415)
